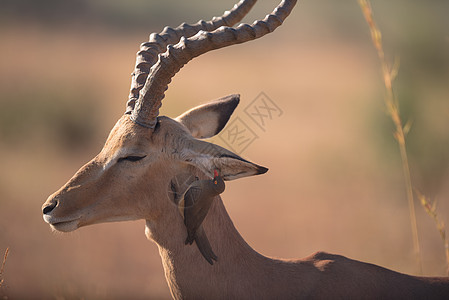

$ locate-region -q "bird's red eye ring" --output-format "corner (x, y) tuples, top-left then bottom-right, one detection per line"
(214, 180), (218, 185)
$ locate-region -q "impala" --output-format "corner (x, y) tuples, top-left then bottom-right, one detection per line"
(42, 0), (449, 298)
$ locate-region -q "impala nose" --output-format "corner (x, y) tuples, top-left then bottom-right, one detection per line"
(42, 201), (57, 215)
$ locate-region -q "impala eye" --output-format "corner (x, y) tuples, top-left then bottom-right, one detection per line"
(117, 155), (146, 163)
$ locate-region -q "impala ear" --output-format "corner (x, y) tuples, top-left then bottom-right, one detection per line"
(176, 94), (239, 139)
(181, 139), (268, 181)
(211, 155), (268, 181)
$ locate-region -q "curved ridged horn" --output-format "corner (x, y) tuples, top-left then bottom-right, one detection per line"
(131, 0), (297, 129)
(125, 0), (258, 114)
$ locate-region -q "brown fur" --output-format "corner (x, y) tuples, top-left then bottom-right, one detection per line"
(41, 1), (448, 297)
(43, 113), (449, 299)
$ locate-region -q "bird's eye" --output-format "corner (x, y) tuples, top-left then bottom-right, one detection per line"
(214, 180), (218, 185)
(117, 155), (146, 163)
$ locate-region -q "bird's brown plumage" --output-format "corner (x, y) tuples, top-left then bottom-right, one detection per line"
(182, 173), (225, 264)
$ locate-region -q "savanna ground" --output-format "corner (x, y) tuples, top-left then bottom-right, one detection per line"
(1, 0), (448, 298)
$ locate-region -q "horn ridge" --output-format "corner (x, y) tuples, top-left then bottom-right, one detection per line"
(131, 0), (297, 128)
(126, 0), (258, 114)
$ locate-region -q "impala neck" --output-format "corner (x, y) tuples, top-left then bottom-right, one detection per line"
(144, 195), (272, 299)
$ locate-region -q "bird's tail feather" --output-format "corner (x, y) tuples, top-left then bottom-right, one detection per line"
(194, 226), (218, 265)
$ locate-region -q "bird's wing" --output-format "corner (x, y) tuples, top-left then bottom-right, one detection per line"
(183, 184), (202, 209)
(184, 184), (215, 245)
(194, 225), (218, 265)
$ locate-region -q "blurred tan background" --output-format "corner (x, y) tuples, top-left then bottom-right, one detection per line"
(1, 0), (449, 298)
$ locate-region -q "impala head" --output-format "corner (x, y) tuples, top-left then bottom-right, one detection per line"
(42, 0), (296, 233)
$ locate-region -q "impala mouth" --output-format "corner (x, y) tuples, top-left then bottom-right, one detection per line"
(43, 215), (80, 232)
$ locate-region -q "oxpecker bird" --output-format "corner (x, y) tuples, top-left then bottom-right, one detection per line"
(182, 170), (225, 264)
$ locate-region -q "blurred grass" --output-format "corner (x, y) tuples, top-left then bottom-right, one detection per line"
(416, 191), (449, 275)
(359, 0), (422, 273)
(0, 0), (448, 298)
(360, 0), (449, 275)
(0, 247), (8, 299)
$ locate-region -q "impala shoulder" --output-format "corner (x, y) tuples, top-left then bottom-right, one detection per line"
(304, 251), (354, 272)
(307, 251), (348, 262)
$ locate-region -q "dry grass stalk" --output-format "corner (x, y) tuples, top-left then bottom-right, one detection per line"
(358, 0), (423, 274)
(415, 191), (449, 275)
(0, 247), (9, 288)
